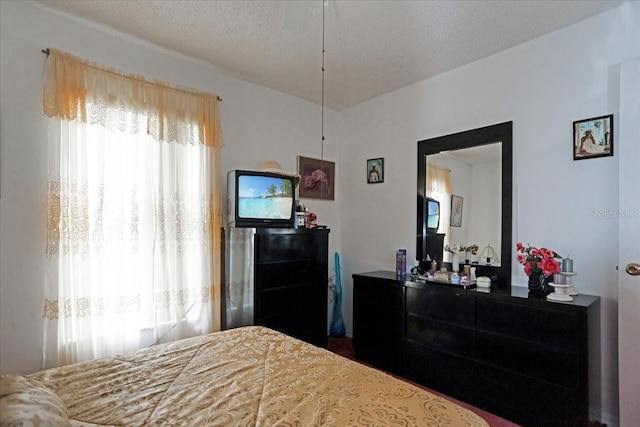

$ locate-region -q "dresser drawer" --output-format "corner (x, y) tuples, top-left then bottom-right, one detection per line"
(256, 260), (323, 290)
(353, 278), (404, 312)
(402, 340), (478, 403)
(353, 305), (404, 339)
(406, 314), (475, 357)
(474, 360), (582, 427)
(476, 331), (579, 388)
(256, 234), (325, 262)
(406, 287), (475, 327)
(477, 299), (580, 351)
(257, 284), (323, 319)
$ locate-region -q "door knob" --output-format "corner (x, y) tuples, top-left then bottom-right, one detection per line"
(626, 263), (640, 276)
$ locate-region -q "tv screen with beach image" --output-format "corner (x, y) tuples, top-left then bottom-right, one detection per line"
(237, 175), (294, 219)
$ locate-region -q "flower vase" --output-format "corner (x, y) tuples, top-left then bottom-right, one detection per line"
(452, 252), (460, 272)
(528, 272), (553, 296)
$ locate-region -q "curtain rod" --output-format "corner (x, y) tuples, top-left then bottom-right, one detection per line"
(41, 48), (222, 102)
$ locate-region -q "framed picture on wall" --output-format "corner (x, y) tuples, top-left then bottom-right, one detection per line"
(298, 156), (335, 200)
(573, 114), (613, 160)
(450, 195), (463, 227)
(366, 158), (384, 183)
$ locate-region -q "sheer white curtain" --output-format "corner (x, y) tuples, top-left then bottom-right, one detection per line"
(42, 49), (223, 367)
(426, 163), (452, 257)
(223, 227), (255, 329)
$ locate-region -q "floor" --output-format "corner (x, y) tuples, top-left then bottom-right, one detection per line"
(326, 337), (608, 427)
(326, 336), (354, 360)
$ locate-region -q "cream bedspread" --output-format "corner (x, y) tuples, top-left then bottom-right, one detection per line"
(22, 326), (488, 426)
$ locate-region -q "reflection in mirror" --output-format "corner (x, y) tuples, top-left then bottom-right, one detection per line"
(427, 143), (502, 266)
(417, 122), (512, 291)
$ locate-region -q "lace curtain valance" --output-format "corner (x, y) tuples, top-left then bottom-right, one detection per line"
(426, 163), (451, 195)
(43, 48), (223, 147)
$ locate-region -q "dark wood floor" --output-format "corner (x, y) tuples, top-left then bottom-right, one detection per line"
(327, 336), (354, 359)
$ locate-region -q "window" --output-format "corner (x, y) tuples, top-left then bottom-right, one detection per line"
(42, 49), (223, 366)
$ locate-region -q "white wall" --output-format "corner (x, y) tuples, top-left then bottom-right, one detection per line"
(338, 3), (639, 425)
(466, 160), (502, 260)
(0, 1), (340, 375)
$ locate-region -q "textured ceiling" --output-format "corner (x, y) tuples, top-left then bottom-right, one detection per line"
(36, 0), (623, 111)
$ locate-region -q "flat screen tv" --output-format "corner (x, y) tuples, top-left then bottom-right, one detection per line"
(227, 170), (296, 228)
(426, 197), (440, 231)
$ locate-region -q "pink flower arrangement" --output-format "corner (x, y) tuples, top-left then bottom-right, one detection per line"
(304, 168), (329, 190)
(515, 242), (562, 277)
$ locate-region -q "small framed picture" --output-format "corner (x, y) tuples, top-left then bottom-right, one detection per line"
(573, 114), (613, 160)
(367, 158), (384, 183)
(450, 195), (463, 227)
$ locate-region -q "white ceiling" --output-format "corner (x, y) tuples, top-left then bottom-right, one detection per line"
(36, 0), (623, 111)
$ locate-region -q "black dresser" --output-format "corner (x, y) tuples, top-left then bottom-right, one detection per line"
(353, 271), (600, 427)
(222, 228), (329, 348)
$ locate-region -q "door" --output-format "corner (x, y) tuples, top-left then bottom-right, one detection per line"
(618, 57), (640, 426)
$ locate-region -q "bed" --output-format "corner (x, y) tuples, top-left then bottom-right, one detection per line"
(1, 326), (489, 426)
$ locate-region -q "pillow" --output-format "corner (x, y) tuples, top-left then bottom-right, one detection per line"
(0, 374), (70, 427)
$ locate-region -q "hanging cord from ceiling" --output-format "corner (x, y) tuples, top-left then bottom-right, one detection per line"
(320, 0), (327, 199)
(321, 0), (326, 162)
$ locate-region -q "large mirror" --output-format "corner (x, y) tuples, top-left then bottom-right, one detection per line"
(417, 122), (512, 291)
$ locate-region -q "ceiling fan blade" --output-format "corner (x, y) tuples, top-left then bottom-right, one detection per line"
(283, 0), (313, 32)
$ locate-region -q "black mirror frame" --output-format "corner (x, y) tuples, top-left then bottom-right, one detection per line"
(417, 121), (512, 292)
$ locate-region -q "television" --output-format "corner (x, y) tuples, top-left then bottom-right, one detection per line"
(426, 197), (440, 231)
(227, 170), (296, 228)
